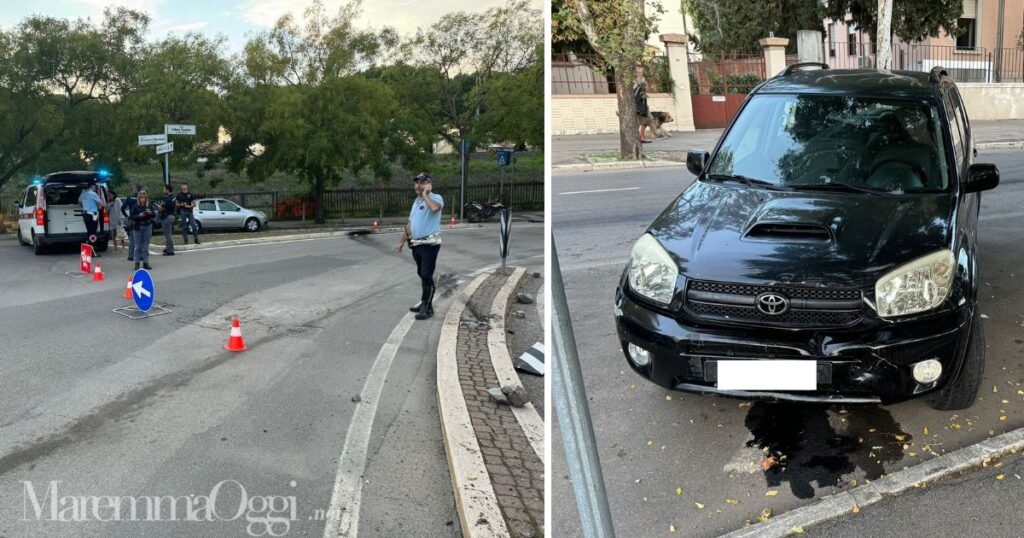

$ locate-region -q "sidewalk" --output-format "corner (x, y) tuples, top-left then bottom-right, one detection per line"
(438, 268), (545, 538)
(553, 118), (1024, 169)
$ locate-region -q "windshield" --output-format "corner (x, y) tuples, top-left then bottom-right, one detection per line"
(706, 94), (949, 193)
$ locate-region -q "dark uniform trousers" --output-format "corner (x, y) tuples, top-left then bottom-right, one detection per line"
(411, 244), (440, 306)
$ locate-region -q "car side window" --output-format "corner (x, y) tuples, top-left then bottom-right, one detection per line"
(219, 201), (240, 212)
(951, 87), (972, 154)
(24, 186), (38, 207)
(198, 200), (216, 211)
(943, 93), (964, 169)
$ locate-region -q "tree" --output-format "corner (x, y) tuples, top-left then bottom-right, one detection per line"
(824, 0), (963, 44)
(0, 8), (149, 188)
(682, 0), (824, 54)
(553, 0), (660, 160)
(224, 0), (405, 223)
(478, 44), (545, 149)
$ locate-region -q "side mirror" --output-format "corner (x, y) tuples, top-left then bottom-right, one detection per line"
(963, 163), (999, 193)
(686, 149), (710, 176)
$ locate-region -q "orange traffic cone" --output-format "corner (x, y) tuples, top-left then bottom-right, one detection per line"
(372, 219), (379, 232)
(224, 318), (247, 352)
(92, 263), (105, 281)
(449, 216), (457, 225)
(123, 276), (133, 298)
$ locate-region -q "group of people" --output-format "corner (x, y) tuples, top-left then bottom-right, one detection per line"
(86, 180), (201, 271)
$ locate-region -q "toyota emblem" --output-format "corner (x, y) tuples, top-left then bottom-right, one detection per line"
(756, 292), (789, 315)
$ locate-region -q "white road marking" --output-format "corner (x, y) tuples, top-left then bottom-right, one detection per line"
(322, 312), (416, 538)
(979, 210), (1024, 221)
(559, 187), (640, 195)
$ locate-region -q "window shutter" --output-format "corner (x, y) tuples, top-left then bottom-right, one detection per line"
(962, 0), (977, 18)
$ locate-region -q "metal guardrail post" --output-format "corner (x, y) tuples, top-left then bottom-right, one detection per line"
(551, 239), (616, 538)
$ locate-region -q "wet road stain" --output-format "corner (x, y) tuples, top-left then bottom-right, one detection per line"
(744, 402), (909, 499)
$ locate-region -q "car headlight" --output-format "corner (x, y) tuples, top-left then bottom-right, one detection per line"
(627, 233), (678, 305)
(875, 249), (956, 319)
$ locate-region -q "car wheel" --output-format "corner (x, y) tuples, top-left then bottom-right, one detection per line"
(17, 227), (29, 246)
(32, 232), (44, 255)
(245, 217), (261, 232)
(928, 312), (985, 411)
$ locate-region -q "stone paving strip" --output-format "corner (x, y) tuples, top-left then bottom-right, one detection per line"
(438, 269), (545, 538)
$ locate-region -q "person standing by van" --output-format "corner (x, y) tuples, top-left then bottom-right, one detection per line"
(176, 182), (200, 245)
(160, 185), (176, 256)
(107, 190), (123, 253)
(121, 183), (141, 261)
(78, 180), (105, 257)
(129, 190), (156, 271)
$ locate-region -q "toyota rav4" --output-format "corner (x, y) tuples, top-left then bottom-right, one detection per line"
(616, 65), (1000, 410)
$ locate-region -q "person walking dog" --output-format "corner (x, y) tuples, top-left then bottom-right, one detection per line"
(160, 185), (176, 256)
(129, 190), (156, 271)
(394, 172), (444, 320)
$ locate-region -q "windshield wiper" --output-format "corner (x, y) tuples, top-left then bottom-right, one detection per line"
(705, 173), (793, 192)
(789, 182), (893, 196)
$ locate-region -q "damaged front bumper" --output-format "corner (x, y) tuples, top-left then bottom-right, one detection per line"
(614, 285), (972, 405)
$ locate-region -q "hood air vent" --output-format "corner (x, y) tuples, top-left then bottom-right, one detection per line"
(744, 223), (832, 242)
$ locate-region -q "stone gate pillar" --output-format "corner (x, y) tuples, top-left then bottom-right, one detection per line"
(659, 33), (695, 131)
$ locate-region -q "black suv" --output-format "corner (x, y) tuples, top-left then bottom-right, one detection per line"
(615, 65), (999, 410)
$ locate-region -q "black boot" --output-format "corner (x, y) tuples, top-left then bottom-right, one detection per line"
(415, 283), (435, 320)
(134, 262), (140, 271)
(409, 302), (422, 312)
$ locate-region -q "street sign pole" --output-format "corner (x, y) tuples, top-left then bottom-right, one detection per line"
(162, 124), (196, 189)
(163, 152), (170, 188)
(552, 240), (616, 538)
(459, 137), (468, 222)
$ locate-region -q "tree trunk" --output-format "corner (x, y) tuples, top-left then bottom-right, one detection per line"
(615, 70), (643, 160)
(314, 174), (325, 224)
(876, 0), (893, 70)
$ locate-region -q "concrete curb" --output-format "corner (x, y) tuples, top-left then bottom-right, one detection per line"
(720, 427), (1024, 538)
(487, 267), (545, 464)
(552, 140), (1024, 175)
(552, 160), (685, 174)
(437, 273), (509, 538)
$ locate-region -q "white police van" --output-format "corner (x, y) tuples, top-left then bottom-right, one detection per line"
(16, 171), (111, 255)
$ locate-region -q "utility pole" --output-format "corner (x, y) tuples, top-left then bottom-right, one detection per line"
(876, 0), (893, 70)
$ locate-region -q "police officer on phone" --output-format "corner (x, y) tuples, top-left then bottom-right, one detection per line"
(395, 172), (444, 320)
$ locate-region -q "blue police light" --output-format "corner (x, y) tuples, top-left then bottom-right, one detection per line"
(31, 177), (42, 185)
(97, 169), (110, 178)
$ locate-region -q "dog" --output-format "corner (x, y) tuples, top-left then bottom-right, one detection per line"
(641, 111), (674, 139)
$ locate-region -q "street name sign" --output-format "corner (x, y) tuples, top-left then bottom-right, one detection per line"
(155, 142), (174, 155)
(165, 124), (196, 135)
(138, 134), (168, 146)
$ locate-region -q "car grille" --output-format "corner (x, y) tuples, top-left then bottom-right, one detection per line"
(683, 280), (863, 328)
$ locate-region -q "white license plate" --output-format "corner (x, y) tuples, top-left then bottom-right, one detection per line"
(717, 360), (817, 391)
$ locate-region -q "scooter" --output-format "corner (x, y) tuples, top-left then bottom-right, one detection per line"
(464, 197), (505, 223)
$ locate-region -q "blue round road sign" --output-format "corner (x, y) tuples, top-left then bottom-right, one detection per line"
(131, 269), (155, 312)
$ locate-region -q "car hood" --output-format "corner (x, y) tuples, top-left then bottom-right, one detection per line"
(647, 181), (954, 288)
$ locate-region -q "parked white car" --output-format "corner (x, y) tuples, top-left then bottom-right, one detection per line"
(193, 198), (269, 232)
(17, 171), (111, 255)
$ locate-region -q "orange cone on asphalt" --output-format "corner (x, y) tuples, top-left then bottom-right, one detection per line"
(123, 277), (133, 298)
(92, 263), (105, 281)
(224, 318), (247, 352)
(373, 219), (379, 232)
(449, 216), (457, 225)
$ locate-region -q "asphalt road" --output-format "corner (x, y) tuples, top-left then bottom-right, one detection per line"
(0, 222), (542, 537)
(551, 151), (1024, 537)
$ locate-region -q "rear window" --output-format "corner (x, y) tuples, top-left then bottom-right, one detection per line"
(44, 184), (85, 205)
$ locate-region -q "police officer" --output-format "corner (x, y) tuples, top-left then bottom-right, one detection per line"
(121, 183), (141, 261)
(78, 180), (105, 257)
(395, 172), (444, 320)
(129, 190), (156, 271)
(176, 182), (200, 245)
(160, 185), (176, 256)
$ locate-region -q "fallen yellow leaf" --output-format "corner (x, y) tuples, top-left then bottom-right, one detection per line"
(924, 427), (929, 436)
(758, 507), (772, 523)
(996, 474), (1006, 480)
(895, 434), (906, 441)
(647, 440), (653, 447)
(852, 505), (860, 514)
(994, 385), (999, 393)
(725, 498), (738, 505)
(670, 524), (677, 533)
(765, 490), (779, 497)
(792, 527), (805, 534)
(695, 502), (705, 509)
(1000, 416), (1007, 422)
(666, 395), (673, 401)
(676, 487), (683, 496)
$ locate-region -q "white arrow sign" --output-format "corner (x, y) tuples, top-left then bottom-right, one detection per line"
(138, 134), (168, 146)
(155, 142), (174, 155)
(132, 280), (151, 299)
(165, 124), (196, 135)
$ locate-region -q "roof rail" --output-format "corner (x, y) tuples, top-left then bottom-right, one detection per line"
(929, 66), (949, 83)
(781, 62), (830, 76)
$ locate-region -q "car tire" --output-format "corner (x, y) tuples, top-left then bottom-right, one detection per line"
(17, 228), (30, 246)
(245, 217), (261, 232)
(928, 312), (985, 411)
(31, 232), (44, 255)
